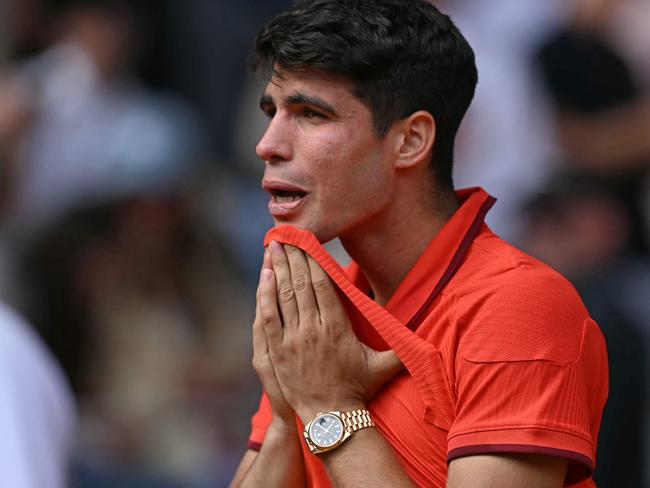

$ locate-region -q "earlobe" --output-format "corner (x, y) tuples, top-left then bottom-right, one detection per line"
(394, 111), (436, 169)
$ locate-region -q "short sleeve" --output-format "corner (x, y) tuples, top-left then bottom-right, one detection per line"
(448, 271), (608, 485)
(248, 392), (272, 451)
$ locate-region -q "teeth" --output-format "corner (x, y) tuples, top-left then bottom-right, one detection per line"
(276, 194), (301, 203)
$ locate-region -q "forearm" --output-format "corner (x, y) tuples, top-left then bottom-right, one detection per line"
(235, 422), (305, 488)
(319, 426), (415, 488)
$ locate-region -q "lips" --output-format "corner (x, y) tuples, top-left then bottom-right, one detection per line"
(262, 179), (310, 218)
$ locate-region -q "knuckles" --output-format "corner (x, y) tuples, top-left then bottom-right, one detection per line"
(262, 314), (277, 328)
(278, 282), (295, 303)
(292, 272), (310, 292)
(311, 276), (330, 292)
(251, 352), (270, 373)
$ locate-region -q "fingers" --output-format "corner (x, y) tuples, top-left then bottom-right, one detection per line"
(269, 241), (299, 329)
(283, 244), (319, 326)
(268, 241), (344, 333)
(253, 251), (295, 420)
(259, 263), (283, 349)
(253, 251), (270, 358)
(262, 245), (273, 272)
(306, 255), (345, 327)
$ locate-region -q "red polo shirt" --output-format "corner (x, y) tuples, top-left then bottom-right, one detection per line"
(248, 187), (608, 487)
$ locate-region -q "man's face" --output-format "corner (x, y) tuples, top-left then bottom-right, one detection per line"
(257, 70), (396, 243)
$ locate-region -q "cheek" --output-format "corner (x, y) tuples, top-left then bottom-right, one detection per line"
(302, 135), (350, 182)
(304, 129), (389, 200)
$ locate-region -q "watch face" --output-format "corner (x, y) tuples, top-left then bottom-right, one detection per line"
(309, 413), (344, 448)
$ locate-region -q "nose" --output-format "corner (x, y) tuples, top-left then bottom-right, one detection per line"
(256, 113), (292, 164)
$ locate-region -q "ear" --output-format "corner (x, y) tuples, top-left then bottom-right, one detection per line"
(393, 111), (435, 170)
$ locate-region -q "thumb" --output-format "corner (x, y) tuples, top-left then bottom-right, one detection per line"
(374, 349), (404, 378)
(366, 348), (404, 396)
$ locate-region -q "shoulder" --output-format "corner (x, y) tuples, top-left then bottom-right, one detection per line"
(0, 303), (74, 413)
(0, 304), (51, 366)
(0, 304), (75, 488)
(451, 232), (593, 364)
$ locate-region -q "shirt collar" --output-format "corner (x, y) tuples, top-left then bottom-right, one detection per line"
(346, 187), (496, 329)
(264, 187), (495, 329)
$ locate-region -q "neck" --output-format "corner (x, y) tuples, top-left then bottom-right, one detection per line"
(340, 189), (458, 306)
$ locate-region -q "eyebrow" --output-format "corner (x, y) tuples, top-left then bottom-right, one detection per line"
(286, 93), (338, 116)
(259, 92), (339, 117)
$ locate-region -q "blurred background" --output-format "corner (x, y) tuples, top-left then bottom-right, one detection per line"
(0, 0), (647, 486)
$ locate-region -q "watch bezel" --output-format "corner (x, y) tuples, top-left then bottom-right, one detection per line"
(308, 412), (345, 449)
(304, 409), (373, 455)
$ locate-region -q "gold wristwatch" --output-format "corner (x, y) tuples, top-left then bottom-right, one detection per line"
(303, 409), (374, 455)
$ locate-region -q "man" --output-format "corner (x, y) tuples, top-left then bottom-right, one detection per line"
(230, 1), (608, 486)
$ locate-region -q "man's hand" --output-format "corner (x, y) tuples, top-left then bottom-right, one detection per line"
(252, 249), (295, 429)
(230, 250), (306, 488)
(259, 241), (402, 422)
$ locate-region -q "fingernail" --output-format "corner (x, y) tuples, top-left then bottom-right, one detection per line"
(270, 240), (282, 255)
(262, 269), (273, 282)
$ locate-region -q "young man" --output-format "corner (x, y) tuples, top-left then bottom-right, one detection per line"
(231, 1), (608, 486)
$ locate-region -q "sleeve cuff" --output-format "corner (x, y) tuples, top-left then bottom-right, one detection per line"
(247, 440), (262, 452)
(448, 427), (594, 484)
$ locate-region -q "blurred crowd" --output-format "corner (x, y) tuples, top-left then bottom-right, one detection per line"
(0, 0), (648, 487)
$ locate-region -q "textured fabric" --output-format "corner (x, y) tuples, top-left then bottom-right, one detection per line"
(249, 188), (608, 487)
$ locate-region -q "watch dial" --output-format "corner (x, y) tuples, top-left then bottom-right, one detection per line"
(309, 414), (344, 448)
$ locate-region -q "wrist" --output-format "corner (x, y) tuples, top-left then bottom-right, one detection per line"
(297, 400), (367, 424)
(268, 417), (299, 438)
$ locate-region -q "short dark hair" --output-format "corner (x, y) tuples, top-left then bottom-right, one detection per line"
(251, 0), (477, 191)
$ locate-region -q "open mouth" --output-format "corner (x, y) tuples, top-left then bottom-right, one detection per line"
(271, 189), (307, 203)
(263, 180), (310, 217)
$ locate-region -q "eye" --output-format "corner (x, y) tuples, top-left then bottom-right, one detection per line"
(262, 107), (276, 119)
(302, 108), (325, 120)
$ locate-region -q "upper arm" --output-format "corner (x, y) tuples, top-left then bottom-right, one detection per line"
(229, 449), (259, 488)
(447, 453), (568, 488)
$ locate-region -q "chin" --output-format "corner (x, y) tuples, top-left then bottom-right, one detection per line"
(279, 222), (329, 243)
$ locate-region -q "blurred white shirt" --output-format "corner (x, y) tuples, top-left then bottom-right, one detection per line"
(0, 303), (75, 488)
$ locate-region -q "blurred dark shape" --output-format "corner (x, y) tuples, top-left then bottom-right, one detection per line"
(537, 28), (638, 114)
(535, 0), (650, 254)
(21, 202), (113, 394)
(156, 0), (291, 165)
(523, 172), (649, 488)
(5, 0), (52, 58)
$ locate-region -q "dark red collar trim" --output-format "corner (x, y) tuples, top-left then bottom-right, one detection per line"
(406, 195), (496, 331)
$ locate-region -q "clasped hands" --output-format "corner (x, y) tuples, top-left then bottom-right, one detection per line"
(252, 241), (402, 428)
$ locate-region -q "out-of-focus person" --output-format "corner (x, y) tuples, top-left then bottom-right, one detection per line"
(0, 0), (203, 238)
(22, 193), (257, 487)
(535, 0), (650, 254)
(0, 301), (75, 488)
